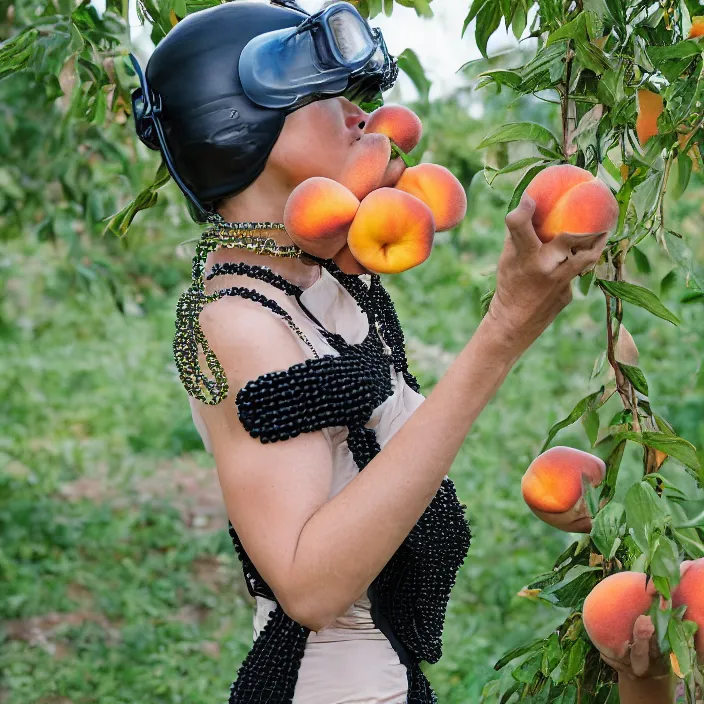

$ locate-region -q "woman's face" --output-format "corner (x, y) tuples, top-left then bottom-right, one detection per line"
(267, 96), (393, 190)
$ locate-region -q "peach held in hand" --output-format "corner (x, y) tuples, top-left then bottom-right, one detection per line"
(346, 188), (435, 275)
(394, 163), (467, 232)
(284, 177), (360, 259)
(583, 572), (658, 661)
(672, 558), (704, 663)
(521, 446), (606, 533)
(364, 104), (423, 154)
(523, 164), (619, 243)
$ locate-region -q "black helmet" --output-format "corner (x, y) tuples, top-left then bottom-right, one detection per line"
(130, 0), (397, 221)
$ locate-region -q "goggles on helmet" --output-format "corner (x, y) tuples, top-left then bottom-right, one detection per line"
(239, 1), (397, 110)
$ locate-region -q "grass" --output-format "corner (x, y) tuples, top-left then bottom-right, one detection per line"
(1, 175), (702, 703)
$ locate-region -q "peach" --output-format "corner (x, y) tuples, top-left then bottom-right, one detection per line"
(339, 132), (392, 201)
(524, 164), (619, 243)
(364, 104), (423, 154)
(689, 16), (704, 38)
(583, 572), (658, 660)
(284, 177), (359, 259)
(333, 242), (373, 275)
(521, 446), (606, 533)
(394, 164), (467, 232)
(672, 558), (704, 663)
(346, 188), (435, 275)
(636, 89), (664, 146)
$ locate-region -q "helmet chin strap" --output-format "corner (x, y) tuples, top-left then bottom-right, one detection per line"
(130, 53), (211, 222)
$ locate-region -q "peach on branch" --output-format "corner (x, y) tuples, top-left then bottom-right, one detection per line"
(672, 558), (704, 663)
(394, 163), (467, 232)
(689, 16), (704, 38)
(524, 164), (619, 243)
(521, 446), (606, 533)
(636, 89), (664, 146)
(582, 571), (658, 660)
(346, 188), (435, 275)
(284, 177), (359, 259)
(364, 104), (423, 154)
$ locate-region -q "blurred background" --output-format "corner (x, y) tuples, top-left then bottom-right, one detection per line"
(1, 0), (703, 702)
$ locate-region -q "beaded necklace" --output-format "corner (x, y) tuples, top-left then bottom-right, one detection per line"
(202, 217), (305, 258)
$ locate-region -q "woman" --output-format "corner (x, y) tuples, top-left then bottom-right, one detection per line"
(130, 1), (676, 702)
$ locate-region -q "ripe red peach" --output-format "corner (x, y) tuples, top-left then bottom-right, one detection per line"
(346, 188), (435, 274)
(333, 242), (373, 275)
(394, 163), (467, 232)
(582, 572), (658, 660)
(672, 558), (704, 663)
(338, 132), (392, 201)
(364, 104), (423, 154)
(284, 177), (359, 259)
(521, 446), (606, 533)
(636, 89), (664, 146)
(689, 16), (704, 38)
(524, 164), (619, 243)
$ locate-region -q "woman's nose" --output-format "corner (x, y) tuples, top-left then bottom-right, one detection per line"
(342, 99), (368, 131)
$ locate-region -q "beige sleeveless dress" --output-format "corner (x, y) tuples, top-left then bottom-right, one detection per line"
(188, 263), (429, 703)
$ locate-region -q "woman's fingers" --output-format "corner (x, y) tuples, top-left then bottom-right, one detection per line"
(630, 614), (655, 677)
(504, 195), (541, 255)
(538, 231), (608, 277)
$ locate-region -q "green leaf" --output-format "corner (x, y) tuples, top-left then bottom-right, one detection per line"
(660, 269), (678, 298)
(462, 0), (489, 37)
(508, 163), (553, 211)
(631, 245), (651, 274)
(667, 617), (697, 678)
(617, 363), (649, 395)
(590, 501), (625, 559)
(484, 157), (545, 185)
(612, 432), (701, 475)
(596, 279), (680, 325)
(541, 389), (604, 452)
(650, 535), (680, 599)
(540, 565), (602, 608)
(397, 48), (430, 102)
(547, 12), (588, 45)
(476, 69), (523, 91)
(494, 636), (546, 671)
(647, 40), (702, 64)
(624, 481), (668, 555)
(103, 161), (171, 237)
(475, 1), (502, 59)
(0, 28), (39, 81)
(672, 151), (694, 201)
(477, 122), (559, 150)
(582, 409), (600, 446)
(383, 0), (393, 17)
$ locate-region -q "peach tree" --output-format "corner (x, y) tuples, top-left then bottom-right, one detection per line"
(460, 0), (704, 702)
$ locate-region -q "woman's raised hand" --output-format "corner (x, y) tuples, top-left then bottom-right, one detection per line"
(486, 194), (608, 352)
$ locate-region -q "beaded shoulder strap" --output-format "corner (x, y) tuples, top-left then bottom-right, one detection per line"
(175, 261), (325, 406)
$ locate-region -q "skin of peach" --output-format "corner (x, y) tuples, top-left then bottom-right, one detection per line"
(672, 558), (704, 662)
(524, 165), (593, 237)
(583, 572), (658, 661)
(283, 177), (359, 258)
(394, 164), (467, 232)
(332, 242), (373, 275)
(364, 104), (423, 154)
(338, 132), (392, 200)
(539, 179), (619, 242)
(527, 495), (594, 533)
(347, 188), (435, 274)
(520, 446), (606, 513)
(688, 17), (704, 38)
(635, 89), (664, 146)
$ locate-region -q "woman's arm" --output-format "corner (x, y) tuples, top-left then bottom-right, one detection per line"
(618, 673), (676, 704)
(200, 197), (608, 631)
